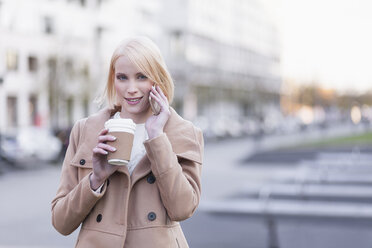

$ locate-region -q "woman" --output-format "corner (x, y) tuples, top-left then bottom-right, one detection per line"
(51, 36), (204, 247)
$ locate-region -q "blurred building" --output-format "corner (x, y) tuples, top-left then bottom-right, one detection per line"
(0, 0), (104, 133)
(100, 0), (282, 135)
(160, 0), (281, 120)
(0, 0), (280, 135)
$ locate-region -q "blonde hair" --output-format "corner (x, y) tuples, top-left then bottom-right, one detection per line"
(100, 36), (174, 110)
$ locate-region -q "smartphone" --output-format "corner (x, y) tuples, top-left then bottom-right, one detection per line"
(149, 94), (161, 115)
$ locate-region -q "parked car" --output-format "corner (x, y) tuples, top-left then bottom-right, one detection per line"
(0, 127), (62, 165)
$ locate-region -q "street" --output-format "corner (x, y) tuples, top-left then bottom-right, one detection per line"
(1, 132), (372, 247)
(0, 135), (284, 247)
(0, 166), (78, 247)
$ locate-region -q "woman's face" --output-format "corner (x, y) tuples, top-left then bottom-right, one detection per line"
(114, 55), (153, 123)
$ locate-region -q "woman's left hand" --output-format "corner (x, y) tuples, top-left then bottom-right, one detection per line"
(146, 86), (171, 139)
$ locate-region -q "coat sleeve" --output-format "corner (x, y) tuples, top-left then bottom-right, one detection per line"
(51, 119), (106, 236)
(144, 126), (204, 221)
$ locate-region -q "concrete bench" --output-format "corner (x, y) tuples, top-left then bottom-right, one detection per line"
(200, 199), (372, 248)
(204, 152), (372, 248)
(201, 199), (372, 220)
(209, 151), (372, 247)
(299, 160), (372, 173)
(275, 159), (372, 185)
(277, 173), (372, 186)
(316, 152), (372, 161)
(240, 183), (372, 203)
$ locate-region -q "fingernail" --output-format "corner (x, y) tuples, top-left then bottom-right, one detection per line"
(111, 136), (116, 140)
(105, 151), (108, 155)
(112, 147), (117, 151)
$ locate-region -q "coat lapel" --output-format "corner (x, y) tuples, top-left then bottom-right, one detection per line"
(131, 108), (203, 185)
(84, 108), (131, 177)
(162, 108), (203, 164)
(83, 107), (202, 185)
(84, 108), (111, 150)
(130, 156), (151, 186)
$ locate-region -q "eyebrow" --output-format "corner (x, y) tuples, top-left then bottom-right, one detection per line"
(115, 72), (145, 76)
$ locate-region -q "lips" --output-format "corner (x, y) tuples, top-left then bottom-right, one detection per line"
(125, 97), (143, 105)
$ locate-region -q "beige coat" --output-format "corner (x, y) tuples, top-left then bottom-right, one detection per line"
(51, 107), (204, 248)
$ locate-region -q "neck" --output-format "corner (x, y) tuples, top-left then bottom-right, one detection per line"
(119, 107), (153, 124)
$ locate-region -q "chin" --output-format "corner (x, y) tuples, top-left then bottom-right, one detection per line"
(126, 105), (148, 115)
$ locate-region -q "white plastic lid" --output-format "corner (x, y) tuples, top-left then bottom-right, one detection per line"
(104, 118), (136, 133)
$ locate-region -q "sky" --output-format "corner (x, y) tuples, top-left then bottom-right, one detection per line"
(275, 0), (372, 93)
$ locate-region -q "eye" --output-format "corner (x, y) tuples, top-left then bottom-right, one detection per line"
(116, 74), (127, 80)
(138, 74), (147, 80)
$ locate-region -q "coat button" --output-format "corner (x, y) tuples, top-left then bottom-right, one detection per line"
(147, 174), (156, 184)
(96, 214), (102, 222)
(79, 159), (85, 165)
(148, 212), (156, 221)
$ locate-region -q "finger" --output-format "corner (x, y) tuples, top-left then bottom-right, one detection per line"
(151, 85), (160, 96)
(98, 135), (116, 143)
(151, 92), (169, 112)
(99, 128), (109, 135)
(93, 146), (108, 155)
(97, 143), (117, 152)
(150, 91), (161, 103)
(156, 86), (168, 103)
(151, 90), (168, 110)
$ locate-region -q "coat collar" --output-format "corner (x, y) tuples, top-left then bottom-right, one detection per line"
(83, 107), (202, 185)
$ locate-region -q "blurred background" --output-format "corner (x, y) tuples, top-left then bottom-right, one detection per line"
(1, 0), (372, 247)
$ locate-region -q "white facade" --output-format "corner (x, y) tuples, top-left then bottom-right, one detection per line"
(0, 0), (281, 133)
(0, 0), (105, 132)
(157, 0), (281, 120)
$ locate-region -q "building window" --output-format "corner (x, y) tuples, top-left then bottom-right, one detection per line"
(170, 31), (184, 57)
(67, 97), (74, 126)
(44, 16), (54, 34)
(83, 95), (89, 117)
(28, 56), (38, 72)
(82, 63), (90, 79)
(47, 57), (57, 79)
(65, 59), (73, 78)
(29, 95), (38, 126)
(7, 96), (18, 128)
(6, 50), (18, 71)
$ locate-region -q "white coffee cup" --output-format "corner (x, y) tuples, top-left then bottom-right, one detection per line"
(104, 118), (136, 166)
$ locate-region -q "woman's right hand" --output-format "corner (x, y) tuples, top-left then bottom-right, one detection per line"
(90, 128), (119, 190)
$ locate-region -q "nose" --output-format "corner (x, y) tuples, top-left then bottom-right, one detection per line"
(127, 81), (138, 94)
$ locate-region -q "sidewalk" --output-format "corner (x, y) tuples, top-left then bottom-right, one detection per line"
(0, 136), (279, 248)
(201, 137), (295, 201)
(0, 167), (79, 247)
(0, 124), (369, 247)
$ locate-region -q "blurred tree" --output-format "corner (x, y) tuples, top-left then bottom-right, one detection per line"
(281, 79), (372, 115)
